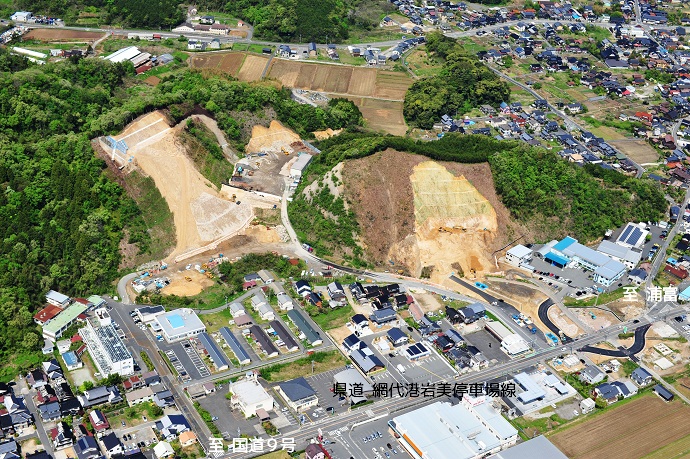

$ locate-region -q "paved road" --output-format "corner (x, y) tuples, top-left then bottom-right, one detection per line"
(22, 394), (53, 457)
(537, 299), (574, 342)
(578, 323), (650, 357)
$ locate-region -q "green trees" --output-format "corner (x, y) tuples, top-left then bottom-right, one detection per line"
(404, 33), (510, 129)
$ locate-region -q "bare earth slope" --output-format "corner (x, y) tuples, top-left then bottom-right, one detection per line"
(342, 149), (527, 283)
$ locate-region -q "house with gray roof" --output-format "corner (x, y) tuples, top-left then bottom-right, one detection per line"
(631, 367), (653, 386)
(579, 365), (605, 385)
(275, 377), (318, 412)
(286, 310), (322, 346)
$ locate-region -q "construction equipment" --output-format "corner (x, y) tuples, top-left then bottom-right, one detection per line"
(230, 194), (236, 202)
(282, 147), (290, 155)
(438, 226), (467, 233)
(397, 270), (404, 275)
(205, 272), (214, 279)
(185, 276), (192, 282)
(202, 263), (208, 270)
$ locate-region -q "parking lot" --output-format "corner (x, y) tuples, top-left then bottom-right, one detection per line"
(196, 387), (277, 439)
(157, 340), (209, 382)
(305, 367), (349, 420)
(462, 329), (512, 364)
(118, 425), (158, 452)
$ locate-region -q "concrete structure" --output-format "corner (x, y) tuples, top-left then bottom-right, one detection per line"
(219, 327), (251, 365)
(155, 309), (206, 342)
(388, 398), (518, 459)
(275, 377), (318, 412)
(43, 302), (88, 341)
(229, 378), (274, 418)
(81, 317), (134, 377)
(505, 245), (533, 267)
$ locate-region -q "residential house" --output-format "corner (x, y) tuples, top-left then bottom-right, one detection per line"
(122, 376), (143, 391)
(74, 436), (101, 459)
(349, 348), (385, 374)
(125, 387), (154, 406)
(100, 433), (123, 458)
(26, 369), (47, 389)
(179, 431), (197, 447)
(43, 360), (63, 381)
(386, 328), (409, 347)
(351, 314), (370, 334)
(38, 402), (61, 422)
(327, 282), (346, 302)
(49, 422), (75, 450)
(580, 365), (606, 384)
(89, 410), (109, 433)
(153, 441), (174, 459)
(369, 308), (397, 325)
(153, 389), (175, 408)
(0, 440), (19, 459)
(155, 414), (191, 441)
(631, 367), (653, 386)
(229, 302), (246, 318)
(77, 386), (122, 409)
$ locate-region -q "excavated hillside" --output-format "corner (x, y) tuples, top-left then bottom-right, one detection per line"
(342, 149), (530, 283)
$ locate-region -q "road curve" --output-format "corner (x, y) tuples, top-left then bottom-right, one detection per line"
(537, 299), (574, 343)
(578, 323), (651, 357)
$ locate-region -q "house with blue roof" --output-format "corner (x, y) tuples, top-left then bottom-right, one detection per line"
(386, 328), (409, 347)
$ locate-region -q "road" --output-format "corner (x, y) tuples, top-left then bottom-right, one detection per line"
(22, 393), (53, 457)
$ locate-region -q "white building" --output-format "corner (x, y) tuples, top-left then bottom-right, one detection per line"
(229, 302), (246, 318)
(596, 240), (642, 269)
(290, 154), (312, 178)
(505, 245), (532, 267)
(81, 317), (134, 377)
(153, 441), (175, 459)
(579, 398), (596, 414)
(11, 11), (33, 22)
(46, 290), (70, 308)
(276, 293), (294, 311)
(155, 309), (206, 342)
(389, 398), (518, 459)
(229, 378), (274, 418)
(501, 334), (531, 356)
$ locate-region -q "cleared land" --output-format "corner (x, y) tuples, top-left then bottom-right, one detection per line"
(189, 52), (246, 76)
(236, 55), (269, 82)
(107, 111), (260, 261)
(25, 29), (104, 41)
(609, 139), (660, 165)
(549, 395), (690, 459)
(346, 97), (407, 136)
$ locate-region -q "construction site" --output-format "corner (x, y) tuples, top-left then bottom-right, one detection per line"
(100, 111), (285, 265)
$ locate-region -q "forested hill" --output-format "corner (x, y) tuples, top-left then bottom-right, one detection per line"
(0, 52), (361, 381)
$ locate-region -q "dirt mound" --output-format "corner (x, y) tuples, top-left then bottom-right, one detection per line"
(343, 149), (526, 282)
(246, 120), (301, 154)
(313, 128), (343, 140)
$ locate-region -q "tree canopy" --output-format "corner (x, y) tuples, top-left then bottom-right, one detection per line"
(404, 33), (510, 129)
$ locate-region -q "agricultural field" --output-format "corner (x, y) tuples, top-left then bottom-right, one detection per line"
(549, 395), (690, 459)
(189, 52), (246, 76)
(609, 139), (661, 165)
(267, 60), (412, 100)
(24, 29), (105, 41)
(236, 55), (270, 82)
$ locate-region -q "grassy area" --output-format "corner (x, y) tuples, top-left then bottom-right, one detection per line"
(457, 38), (487, 55)
(0, 350), (44, 383)
(344, 29), (406, 45)
(178, 118), (235, 187)
(194, 401), (221, 436)
(304, 303), (354, 330)
(232, 43), (272, 54)
(254, 451), (291, 459)
(199, 308), (233, 334)
(195, 12), (241, 27)
(254, 208), (282, 226)
(405, 48), (443, 78)
(139, 351), (154, 372)
(108, 402), (163, 428)
(142, 282), (241, 311)
(119, 170), (175, 265)
(564, 287), (626, 307)
(259, 350), (347, 382)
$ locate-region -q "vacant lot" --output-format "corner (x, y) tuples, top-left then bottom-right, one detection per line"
(237, 55), (269, 82)
(25, 29), (104, 41)
(550, 395), (690, 459)
(609, 139), (661, 165)
(345, 97), (406, 135)
(374, 71), (413, 99)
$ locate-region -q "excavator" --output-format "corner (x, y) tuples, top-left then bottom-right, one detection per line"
(281, 147), (290, 155)
(185, 276), (192, 282)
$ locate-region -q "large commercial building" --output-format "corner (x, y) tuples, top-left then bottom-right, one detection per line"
(229, 378), (274, 418)
(388, 398), (518, 459)
(155, 309), (206, 342)
(43, 302), (88, 342)
(544, 236), (626, 286)
(80, 317), (134, 377)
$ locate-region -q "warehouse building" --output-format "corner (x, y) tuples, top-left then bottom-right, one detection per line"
(505, 245), (533, 267)
(388, 398), (518, 459)
(219, 327), (251, 365)
(596, 240), (642, 269)
(290, 153), (312, 179)
(155, 309), (206, 342)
